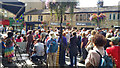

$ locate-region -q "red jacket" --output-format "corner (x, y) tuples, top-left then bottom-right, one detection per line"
(106, 46), (120, 68)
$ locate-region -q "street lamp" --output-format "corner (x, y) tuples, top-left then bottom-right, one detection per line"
(97, 0), (103, 28)
(97, 0), (100, 28)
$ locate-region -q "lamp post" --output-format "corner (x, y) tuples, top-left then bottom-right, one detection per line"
(59, 3), (64, 66)
(97, 0), (100, 28)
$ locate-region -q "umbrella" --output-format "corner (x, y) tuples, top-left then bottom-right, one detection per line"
(0, 0), (25, 18)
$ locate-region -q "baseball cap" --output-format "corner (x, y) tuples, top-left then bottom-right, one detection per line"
(108, 37), (119, 45)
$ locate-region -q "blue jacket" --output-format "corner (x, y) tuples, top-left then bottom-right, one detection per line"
(47, 38), (58, 53)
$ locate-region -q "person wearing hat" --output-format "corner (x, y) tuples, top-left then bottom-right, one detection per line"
(47, 32), (58, 66)
(106, 37), (120, 68)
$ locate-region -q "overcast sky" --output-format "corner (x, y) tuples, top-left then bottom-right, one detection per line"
(79, 0), (120, 7)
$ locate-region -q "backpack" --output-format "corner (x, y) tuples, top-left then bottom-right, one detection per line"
(96, 50), (113, 68)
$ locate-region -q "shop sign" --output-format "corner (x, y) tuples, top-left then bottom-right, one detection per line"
(50, 23), (59, 25)
(76, 22), (95, 26)
(50, 23), (66, 26)
(12, 23), (22, 26)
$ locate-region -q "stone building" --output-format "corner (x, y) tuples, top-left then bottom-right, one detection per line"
(24, 6), (120, 30)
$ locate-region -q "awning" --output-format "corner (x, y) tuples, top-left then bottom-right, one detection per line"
(0, 0), (25, 18)
(0, 19), (9, 26)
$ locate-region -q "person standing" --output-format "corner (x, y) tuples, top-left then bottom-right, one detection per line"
(85, 34), (107, 67)
(66, 31), (70, 56)
(21, 28), (26, 35)
(59, 32), (67, 66)
(26, 31), (33, 54)
(81, 33), (88, 62)
(106, 37), (120, 68)
(47, 32), (58, 66)
(4, 31), (18, 63)
(69, 32), (79, 67)
(85, 30), (96, 52)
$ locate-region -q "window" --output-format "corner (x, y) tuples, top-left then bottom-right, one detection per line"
(30, 15), (32, 21)
(83, 14), (86, 21)
(80, 14), (82, 21)
(76, 15), (79, 21)
(64, 15), (66, 21)
(87, 14), (90, 21)
(41, 16), (43, 21)
(117, 13), (120, 20)
(27, 16), (29, 21)
(109, 14), (112, 20)
(38, 16), (43, 21)
(38, 16), (40, 21)
(113, 14), (116, 20)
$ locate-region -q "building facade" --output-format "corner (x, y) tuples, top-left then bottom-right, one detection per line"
(24, 6), (120, 30)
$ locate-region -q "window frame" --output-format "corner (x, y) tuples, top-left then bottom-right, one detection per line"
(27, 16), (29, 21)
(30, 15), (32, 21)
(38, 15), (40, 21)
(76, 14), (79, 21)
(109, 14), (112, 20)
(113, 13), (116, 20)
(117, 13), (120, 20)
(80, 14), (82, 21)
(64, 15), (66, 21)
(41, 16), (43, 21)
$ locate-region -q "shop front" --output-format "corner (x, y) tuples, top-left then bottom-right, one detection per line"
(50, 22), (66, 30)
(12, 23), (23, 33)
(0, 19), (10, 26)
(25, 22), (45, 31)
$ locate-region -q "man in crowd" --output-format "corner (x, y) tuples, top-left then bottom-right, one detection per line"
(21, 28), (26, 35)
(47, 32), (58, 66)
(26, 30), (33, 54)
(106, 37), (120, 68)
(31, 39), (45, 63)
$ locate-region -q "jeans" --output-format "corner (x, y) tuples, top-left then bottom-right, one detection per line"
(78, 46), (81, 56)
(82, 48), (88, 60)
(70, 54), (77, 66)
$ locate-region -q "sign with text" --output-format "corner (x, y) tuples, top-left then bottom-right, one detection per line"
(50, 23), (66, 26)
(76, 22), (95, 26)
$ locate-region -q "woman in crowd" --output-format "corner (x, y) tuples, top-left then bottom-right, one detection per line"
(81, 33), (88, 62)
(85, 34), (107, 67)
(85, 30), (96, 52)
(16, 35), (22, 42)
(4, 31), (19, 63)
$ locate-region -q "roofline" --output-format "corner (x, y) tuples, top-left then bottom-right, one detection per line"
(24, 10), (120, 15)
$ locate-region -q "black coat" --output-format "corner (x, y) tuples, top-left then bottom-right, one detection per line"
(69, 36), (79, 56)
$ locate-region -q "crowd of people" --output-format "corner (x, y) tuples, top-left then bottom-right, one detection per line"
(1, 27), (120, 68)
